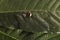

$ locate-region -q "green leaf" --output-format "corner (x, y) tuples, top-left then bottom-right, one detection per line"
(0, 0), (60, 40)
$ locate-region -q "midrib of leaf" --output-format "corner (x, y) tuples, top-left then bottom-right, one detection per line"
(0, 10), (48, 13)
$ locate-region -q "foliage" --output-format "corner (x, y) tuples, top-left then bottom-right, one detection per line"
(0, 0), (60, 40)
